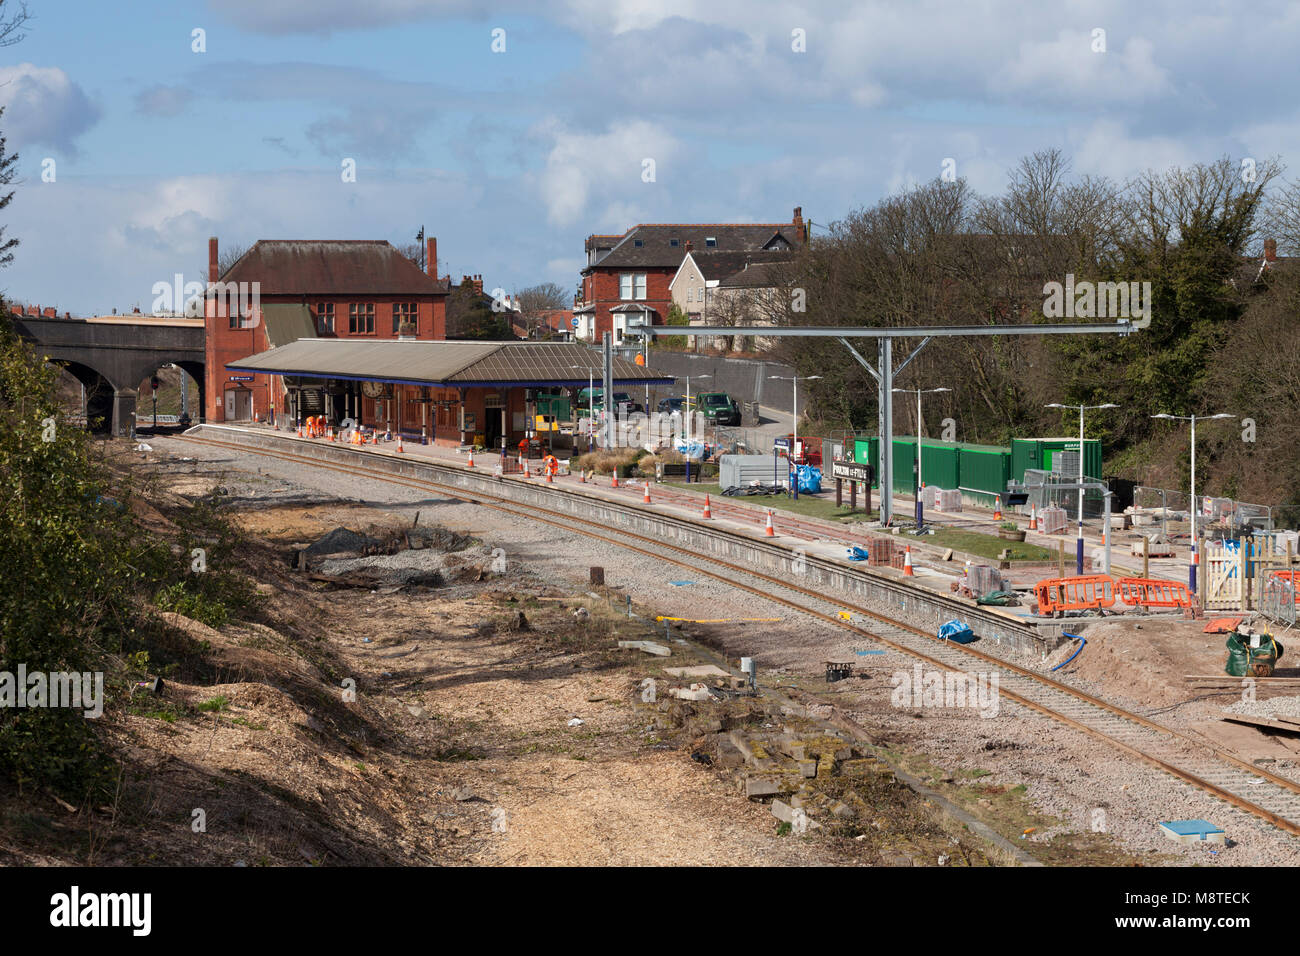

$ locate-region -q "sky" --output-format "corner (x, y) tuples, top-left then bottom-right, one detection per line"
(3, 0), (1300, 315)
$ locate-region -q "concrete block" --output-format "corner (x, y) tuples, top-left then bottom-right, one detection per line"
(743, 776), (781, 798)
(668, 683), (711, 701)
(618, 640), (670, 657)
(715, 739), (744, 769)
(771, 799), (795, 823)
(727, 731), (756, 763)
(797, 759), (818, 778)
(830, 800), (856, 820)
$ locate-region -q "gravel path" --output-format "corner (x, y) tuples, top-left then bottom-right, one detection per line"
(147, 436), (1300, 866)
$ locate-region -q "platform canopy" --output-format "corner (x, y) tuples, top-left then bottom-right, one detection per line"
(226, 338), (674, 388)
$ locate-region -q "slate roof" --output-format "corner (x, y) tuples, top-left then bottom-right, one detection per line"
(217, 240), (451, 296)
(227, 339), (673, 387)
(587, 224), (796, 270)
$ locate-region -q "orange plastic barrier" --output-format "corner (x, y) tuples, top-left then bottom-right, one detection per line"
(1116, 577), (1193, 609)
(1034, 575), (1116, 616)
(1270, 570), (1300, 603)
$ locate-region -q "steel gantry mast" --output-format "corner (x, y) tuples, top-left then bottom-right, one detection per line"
(632, 321), (1145, 526)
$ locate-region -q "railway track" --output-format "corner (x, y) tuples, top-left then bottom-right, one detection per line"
(172, 432), (1300, 840)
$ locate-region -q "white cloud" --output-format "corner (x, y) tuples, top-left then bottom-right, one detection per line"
(0, 63), (100, 154)
(536, 119), (683, 227)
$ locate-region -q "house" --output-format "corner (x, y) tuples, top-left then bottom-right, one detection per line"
(669, 248), (794, 319)
(204, 236), (450, 423)
(576, 207), (808, 345)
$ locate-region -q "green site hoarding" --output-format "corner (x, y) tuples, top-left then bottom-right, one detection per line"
(1011, 437), (1103, 483)
(852, 436), (1011, 496)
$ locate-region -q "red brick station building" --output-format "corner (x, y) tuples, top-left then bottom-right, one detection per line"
(207, 237), (668, 448)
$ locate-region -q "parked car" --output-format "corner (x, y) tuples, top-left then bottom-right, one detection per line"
(578, 388), (644, 416)
(695, 391), (741, 426)
(657, 396), (687, 414)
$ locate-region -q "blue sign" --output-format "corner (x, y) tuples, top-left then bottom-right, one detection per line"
(570, 317), (580, 329)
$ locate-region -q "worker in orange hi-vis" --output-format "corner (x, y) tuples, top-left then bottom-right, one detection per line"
(545, 454), (559, 480)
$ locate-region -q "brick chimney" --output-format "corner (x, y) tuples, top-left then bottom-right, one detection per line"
(474, 274), (483, 295)
(793, 206), (805, 243)
(684, 240), (692, 253)
(1265, 238), (1278, 262)
(42, 307), (56, 318)
(25, 305), (37, 316)
(209, 236), (219, 281)
(426, 236), (437, 277)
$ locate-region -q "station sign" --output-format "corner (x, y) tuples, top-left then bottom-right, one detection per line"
(228, 375), (254, 382)
(831, 459), (872, 483)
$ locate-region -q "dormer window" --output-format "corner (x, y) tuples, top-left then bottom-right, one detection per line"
(670, 238), (679, 247)
(705, 237), (717, 247)
(634, 239), (644, 247)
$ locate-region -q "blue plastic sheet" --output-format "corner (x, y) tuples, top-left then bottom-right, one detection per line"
(846, 546), (870, 562)
(937, 619), (976, 644)
(796, 465), (822, 494)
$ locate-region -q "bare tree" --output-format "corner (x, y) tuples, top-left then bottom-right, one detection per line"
(514, 282), (568, 337)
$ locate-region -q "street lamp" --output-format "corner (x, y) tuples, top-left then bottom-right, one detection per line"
(1046, 402), (1118, 574)
(770, 374), (822, 499)
(893, 386), (951, 529)
(684, 373), (712, 484)
(1151, 412), (1236, 595)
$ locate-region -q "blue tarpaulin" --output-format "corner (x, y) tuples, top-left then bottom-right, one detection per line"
(937, 619), (976, 644)
(796, 465), (822, 494)
(846, 546), (870, 562)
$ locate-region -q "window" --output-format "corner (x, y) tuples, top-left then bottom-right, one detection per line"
(349, 302), (375, 334)
(316, 302), (335, 333)
(620, 273), (646, 300)
(392, 301), (417, 334)
(633, 239), (643, 247)
(670, 238), (679, 247)
(705, 237), (716, 247)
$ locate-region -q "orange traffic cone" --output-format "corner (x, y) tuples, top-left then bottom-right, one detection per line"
(522, 459), (530, 479)
(994, 495), (1003, 520)
(764, 509), (775, 537)
(397, 435), (404, 454)
(1028, 503), (1037, 531)
(643, 482), (651, 504)
(702, 495), (712, 519)
(546, 468), (554, 484)
(467, 449), (475, 468)
(903, 544), (915, 576)
(296, 423), (302, 438)
(611, 472), (619, 489)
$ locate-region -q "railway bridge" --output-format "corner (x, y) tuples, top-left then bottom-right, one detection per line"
(11, 313), (205, 435)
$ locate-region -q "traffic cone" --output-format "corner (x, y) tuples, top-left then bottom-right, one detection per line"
(546, 468), (554, 484)
(904, 544), (915, 576)
(702, 495), (712, 519)
(467, 449), (475, 468)
(764, 509), (775, 537)
(611, 472), (619, 489)
(397, 435), (404, 454)
(1029, 503), (1037, 531)
(522, 459), (530, 479)
(296, 422), (302, 438)
(994, 495), (1003, 520)
(643, 482), (651, 504)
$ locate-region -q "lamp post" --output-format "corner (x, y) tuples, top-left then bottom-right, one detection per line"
(685, 373), (711, 484)
(1151, 412), (1236, 595)
(770, 374), (822, 500)
(1046, 402), (1118, 575)
(894, 386), (950, 529)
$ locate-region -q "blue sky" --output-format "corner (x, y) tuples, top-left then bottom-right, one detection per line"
(4, 0), (1300, 314)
